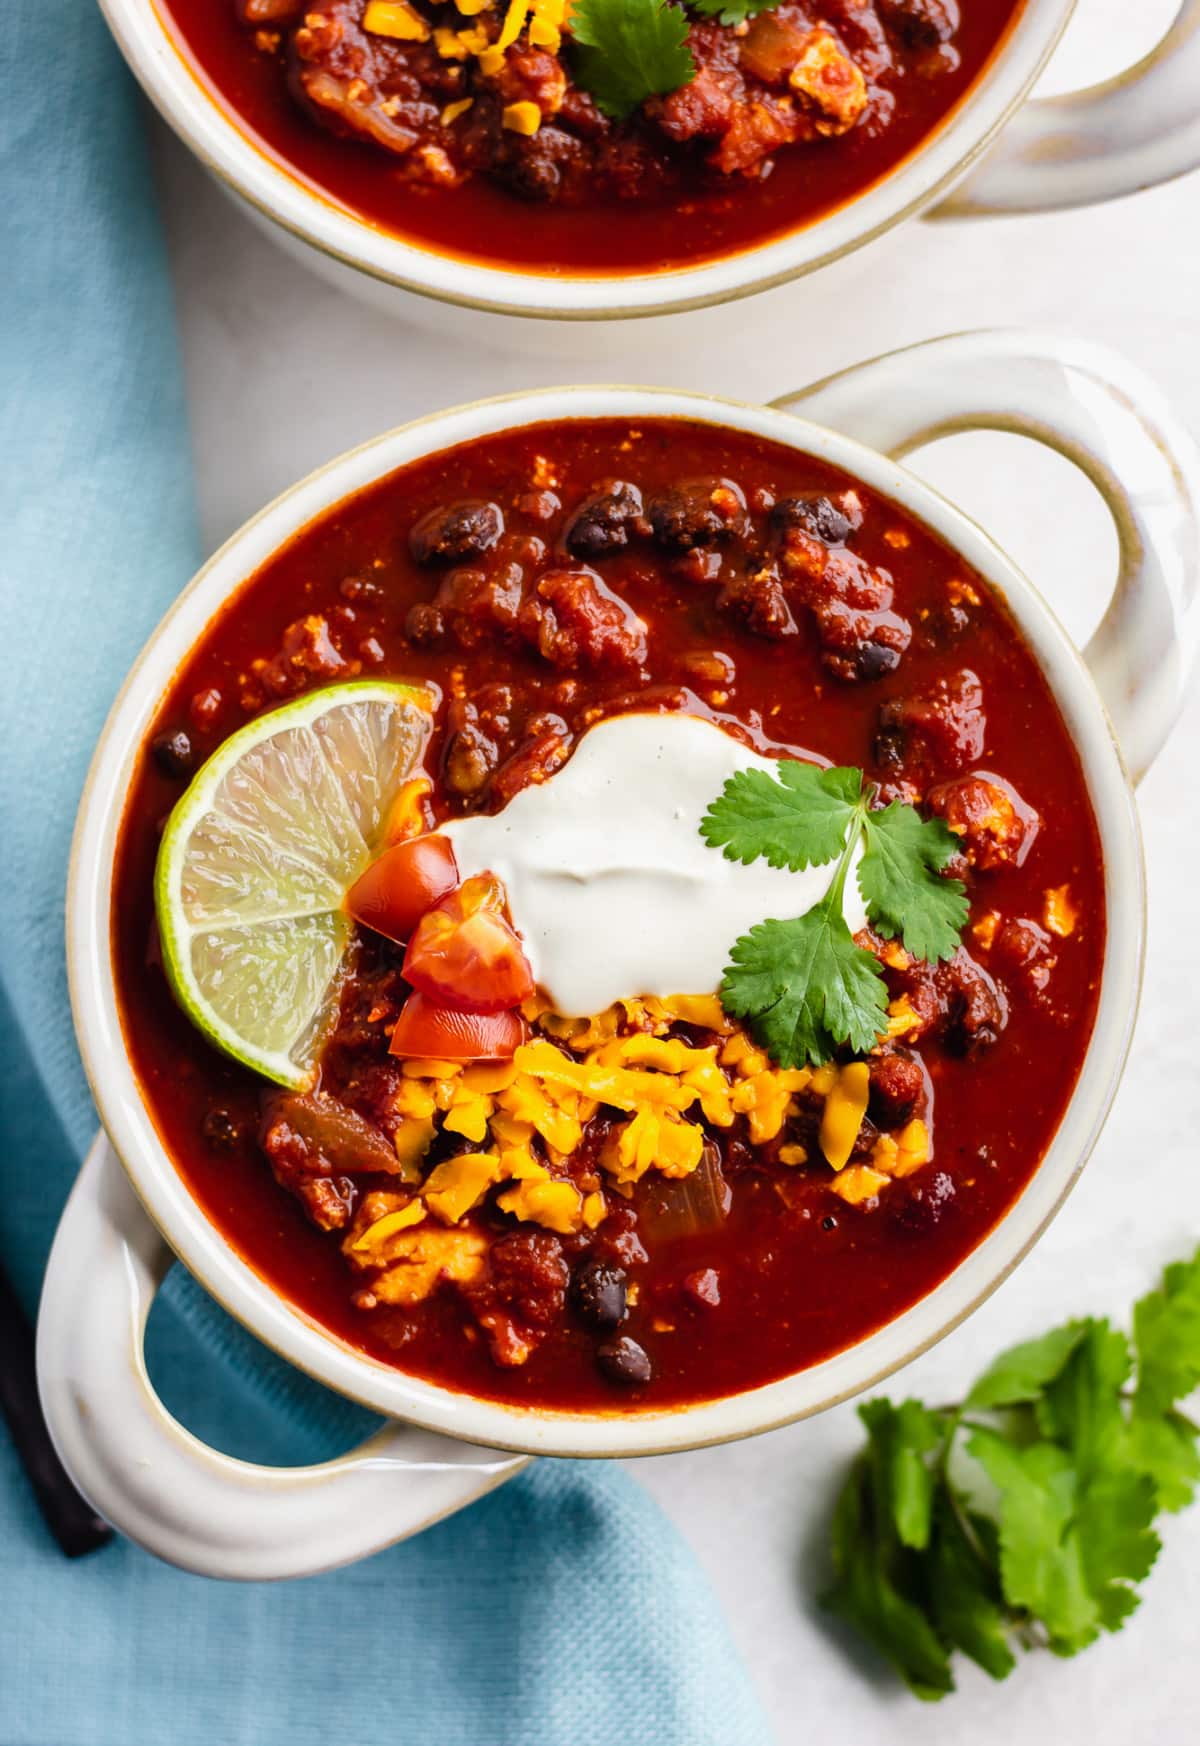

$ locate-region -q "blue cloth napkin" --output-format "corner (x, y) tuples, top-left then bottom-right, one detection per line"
(0, 10), (773, 1744)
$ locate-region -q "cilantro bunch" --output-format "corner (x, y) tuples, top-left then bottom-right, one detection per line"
(825, 1251), (1200, 1699)
(700, 762), (967, 1067)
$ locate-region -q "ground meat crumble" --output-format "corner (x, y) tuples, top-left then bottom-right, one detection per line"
(235, 0), (975, 206)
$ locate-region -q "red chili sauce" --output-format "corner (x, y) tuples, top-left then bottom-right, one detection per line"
(113, 417), (1105, 1412)
(154, 0), (1025, 274)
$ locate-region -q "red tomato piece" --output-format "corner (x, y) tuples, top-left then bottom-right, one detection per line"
(388, 993), (526, 1062)
(345, 834), (458, 945)
(403, 873), (534, 1013)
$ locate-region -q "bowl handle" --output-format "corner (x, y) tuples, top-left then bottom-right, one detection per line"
(772, 329), (1200, 780)
(934, 1), (1200, 215)
(36, 1133), (527, 1579)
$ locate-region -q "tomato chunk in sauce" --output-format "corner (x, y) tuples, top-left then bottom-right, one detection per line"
(113, 417), (1104, 1412)
(156, 0), (1025, 273)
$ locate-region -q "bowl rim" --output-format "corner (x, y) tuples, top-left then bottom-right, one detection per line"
(101, 0), (1074, 319)
(68, 383), (1144, 1458)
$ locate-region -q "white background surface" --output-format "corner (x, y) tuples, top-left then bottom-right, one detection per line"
(151, 0), (1200, 1736)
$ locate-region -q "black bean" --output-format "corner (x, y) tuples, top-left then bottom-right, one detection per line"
(854, 640), (903, 681)
(890, 1171), (956, 1236)
(769, 495), (852, 546)
(201, 1108), (240, 1152)
(571, 1258), (628, 1330)
(409, 500), (504, 567)
(872, 721), (908, 774)
(920, 603), (971, 650)
(595, 1335), (652, 1387)
(151, 729), (194, 779)
(880, 0), (960, 50)
(563, 482), (644, 561)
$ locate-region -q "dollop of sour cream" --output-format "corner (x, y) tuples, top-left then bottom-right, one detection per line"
(442, 712), (867, 1017)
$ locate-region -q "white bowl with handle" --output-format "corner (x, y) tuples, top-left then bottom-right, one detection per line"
(98, 0), (1200, 322)
(40, 328), (1200, 1576)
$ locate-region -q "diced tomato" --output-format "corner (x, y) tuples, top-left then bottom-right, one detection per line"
(403, 873), (534, 1013)
(388, 993), (526, 1062)
(345, 834), (459, 945)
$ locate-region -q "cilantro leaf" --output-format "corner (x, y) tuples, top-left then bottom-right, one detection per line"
(824, 1452), (956, 1702)
(966, 1322), (1089, 1410)
(700, 761), (861, 871)
(1036, 1321), (1132, 1476)
(721, 906), (887, 1068)
(1133, 1248), (1200, 1417)
(1129, 1249), (1200, 1508)
(569, 0), (695, 119)
(701, 761), (970, 1066)
(927, 1495), (1016, 1683)
(965, 1430), (1101, 1655)
(1073, 1469), (1160, 1633)
(859, 802), (968, 964)
(859, 1398), (949, 1551)
(1127, 1409), (1200, 1513)
(690, 0), (777, 24)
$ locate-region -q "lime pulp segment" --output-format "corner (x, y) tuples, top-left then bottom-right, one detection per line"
(154, 681), (433, 1089)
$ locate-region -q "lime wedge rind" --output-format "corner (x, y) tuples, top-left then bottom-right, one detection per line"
(154, 680), (432, 1089)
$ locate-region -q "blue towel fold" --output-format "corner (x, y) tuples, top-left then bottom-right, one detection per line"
(0, 9), (771, 1743)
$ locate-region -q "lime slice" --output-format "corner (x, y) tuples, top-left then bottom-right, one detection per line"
(155, 681), (434, 1089)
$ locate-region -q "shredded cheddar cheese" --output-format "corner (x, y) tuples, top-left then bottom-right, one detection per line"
(829, 1164), (890, 1206)
(423, 1151), (504, 1223)
(529, 0), (567, 50)
(886, 993), (922, 1039)
(604, 1106), (704, 1185)
(502, 100), (542, 135)
(891, 1119), (932, 1178)
(350, 1200), (426, 1253)
(819, 1061), (871, 1171)
(496, 0), (531, 49)
(362, 0), (431, 41)
(341, 987), (940, 1308)
(497, 1177), (584, 1234)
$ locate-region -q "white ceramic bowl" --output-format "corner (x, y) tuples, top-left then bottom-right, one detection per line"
(40, 330), (1200, 1578)
(99, 0), (1200, 321)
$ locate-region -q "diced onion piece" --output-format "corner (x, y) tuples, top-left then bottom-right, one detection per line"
(637, 1145), (731, 1245)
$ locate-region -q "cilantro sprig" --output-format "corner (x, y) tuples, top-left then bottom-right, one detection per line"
(824, 1250), (1200, 1698)
(701, 762), (967, 1067)
(569, 0), (696, 119)
(690, 0), (778, 24)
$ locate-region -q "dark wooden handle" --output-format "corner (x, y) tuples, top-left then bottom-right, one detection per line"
(0, 1257), (113, 1557)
